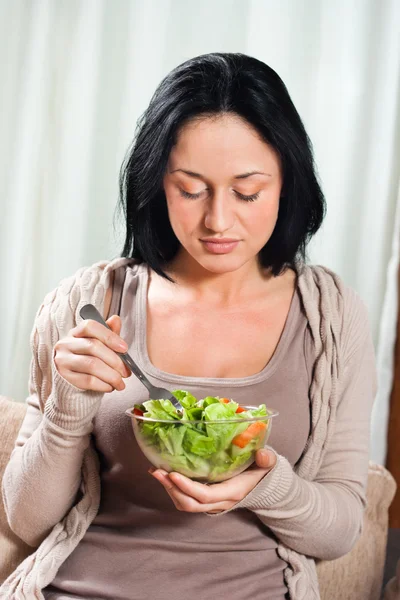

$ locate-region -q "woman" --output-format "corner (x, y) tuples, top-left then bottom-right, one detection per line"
(1, 53), (376, 600)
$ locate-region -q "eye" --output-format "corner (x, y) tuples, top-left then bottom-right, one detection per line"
(178, 188), (261, 202)
(235, 191), (260, 202)
(179, 189), (203, 199)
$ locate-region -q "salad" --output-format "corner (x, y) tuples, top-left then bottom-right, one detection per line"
(132, 390), (270, 481)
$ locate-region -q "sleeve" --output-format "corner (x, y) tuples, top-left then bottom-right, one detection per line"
(1, 273), (106, 548)
(206, 289), (377, 562)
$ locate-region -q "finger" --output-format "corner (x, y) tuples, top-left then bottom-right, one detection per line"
(61, 369), (114, 393)
(161, 470), (245, 505)
(100, 315), (131, 378)
(106, 314), (122, 335)
(151, 471), (231, 513)
(72, 318), (128, 354)
(62, 337), (130, 379)
(255, 449), (277, 470)
(167, 462), (272, 505)
(68, 353), (126, 391)
(166, 472), (215, 503)
(150, 471), (184, 510)
(165, 470), (249, 504)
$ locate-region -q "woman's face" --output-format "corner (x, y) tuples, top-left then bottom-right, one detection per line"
(163, 113), (283, 275)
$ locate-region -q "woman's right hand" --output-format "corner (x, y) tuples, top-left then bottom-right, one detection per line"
(53, 315), (132, 393)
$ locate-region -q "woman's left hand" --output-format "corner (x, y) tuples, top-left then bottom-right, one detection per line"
(148, 448), (277, 514)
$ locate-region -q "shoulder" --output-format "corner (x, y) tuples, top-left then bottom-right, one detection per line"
(35, 257), (139, 337)
(47, 257), (138, 302)
(297, 263), (373, 357)
(297, 263), (369, 320)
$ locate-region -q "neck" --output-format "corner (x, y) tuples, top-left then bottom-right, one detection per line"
(160, 249), (273, 307)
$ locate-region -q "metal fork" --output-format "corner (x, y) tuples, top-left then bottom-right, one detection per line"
(79, 304), (184, 413)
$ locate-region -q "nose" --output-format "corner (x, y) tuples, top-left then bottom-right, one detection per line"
(204, 191), (235, 233)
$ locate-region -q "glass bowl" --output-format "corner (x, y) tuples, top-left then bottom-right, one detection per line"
(125, 405), (279, 483)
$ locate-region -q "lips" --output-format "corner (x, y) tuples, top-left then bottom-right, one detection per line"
(200, 238), (240, 255)
(200, 238), (240, 243)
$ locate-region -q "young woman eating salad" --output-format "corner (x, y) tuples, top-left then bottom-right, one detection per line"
(1, 53), (376, 600)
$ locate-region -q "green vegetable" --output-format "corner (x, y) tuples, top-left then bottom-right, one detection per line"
(136, 391), (269, 481)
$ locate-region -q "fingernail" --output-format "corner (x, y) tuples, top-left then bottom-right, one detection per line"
(260, 450), (270, 464)
(118, 341), (128, 351)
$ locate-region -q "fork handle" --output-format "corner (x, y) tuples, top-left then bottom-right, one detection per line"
(79, 304), (154, 395)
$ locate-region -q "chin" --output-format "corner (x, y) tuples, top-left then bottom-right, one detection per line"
(195, 254), (251, 274)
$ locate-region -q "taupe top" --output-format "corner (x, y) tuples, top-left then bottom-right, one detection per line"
(2, 258), (377, 600)
(44, 263), (311, 600)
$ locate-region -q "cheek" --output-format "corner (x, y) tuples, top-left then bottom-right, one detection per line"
(166, 196), (200, 236)
(244, 199), (279, 239)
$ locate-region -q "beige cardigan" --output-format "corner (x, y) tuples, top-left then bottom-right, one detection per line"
(0, 257), (377, 599)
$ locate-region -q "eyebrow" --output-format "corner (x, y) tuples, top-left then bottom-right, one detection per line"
(170, 169), (272, 180)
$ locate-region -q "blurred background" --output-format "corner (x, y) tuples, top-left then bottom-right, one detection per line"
(0, 0), (399, 502)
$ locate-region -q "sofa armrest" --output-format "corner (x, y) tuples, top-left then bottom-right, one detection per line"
(316, 462), (397, 600)
(0, 396), (33, 584)
(383, 556), (400, 600)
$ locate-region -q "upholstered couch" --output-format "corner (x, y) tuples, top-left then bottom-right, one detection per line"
(0, 395), (398, 599)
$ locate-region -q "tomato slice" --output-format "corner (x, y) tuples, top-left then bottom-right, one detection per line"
(221, 399), (246, 412)
(133, 408), (144, 417)
(232, 421), (267, 448)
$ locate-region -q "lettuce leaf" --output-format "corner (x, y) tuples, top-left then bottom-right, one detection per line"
(136, 390), (269, 481)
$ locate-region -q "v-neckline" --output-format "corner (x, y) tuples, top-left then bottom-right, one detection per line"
(134, 262), (301, 388)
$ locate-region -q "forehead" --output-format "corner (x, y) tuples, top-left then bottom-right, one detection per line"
(168, 114), (281, 179)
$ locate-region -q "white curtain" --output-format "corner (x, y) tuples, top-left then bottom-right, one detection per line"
(1, 0), (399, 464)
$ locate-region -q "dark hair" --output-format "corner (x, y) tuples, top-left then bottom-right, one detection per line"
(116, 52), (325, 279)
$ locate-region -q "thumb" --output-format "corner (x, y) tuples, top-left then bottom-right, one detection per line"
(106, 314), (122, 336)
(255, 448), (277, 470)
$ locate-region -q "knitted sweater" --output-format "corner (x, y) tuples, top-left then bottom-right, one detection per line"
(0, 257), (377, 599)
